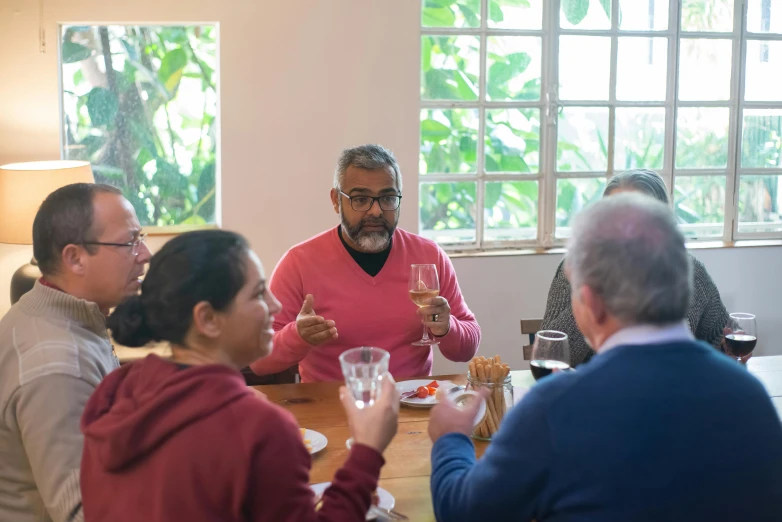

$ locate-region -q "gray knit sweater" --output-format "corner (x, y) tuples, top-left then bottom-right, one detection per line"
(541, 256), (731, 366)
(0, 282), (119, 522)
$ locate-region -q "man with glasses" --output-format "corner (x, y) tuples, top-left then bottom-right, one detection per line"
(251, 144), (480, 382)
(0, 183), (151, 522)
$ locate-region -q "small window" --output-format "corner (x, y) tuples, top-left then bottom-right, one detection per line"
(60, 25), (218, 227)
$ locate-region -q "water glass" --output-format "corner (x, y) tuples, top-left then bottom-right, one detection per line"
(339, 347), (390, 409)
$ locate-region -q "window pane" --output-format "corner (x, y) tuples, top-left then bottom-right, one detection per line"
(676, 107), (730, 168)
(559, 36), (611, 101)
(674, 175), (726, 238)
(420, 182), (477, 244)
(61, 25), (218, 227)
(488, 0), (543, 29)
(615, 108), (666, 170)
(555, 178), (607, 238)
(678, 39), (732, 101)
(485, 109), (541, 173)
(484, 181), (539, 241)
(747, 0), (782, 33)
(421, 36), (480, 101)
(741, 109), (782, 168)
(422, 0), (481, 28)
(745, 41), (782, 101)
(560, 0), (611, 30)
(487, 36), (542, 101)
(618, 0), (669, 30)
(420, 109), (479, 174)
(681, 0), (734, 32)
(616, 37), (668, 101)
(557, 107), (609, 172)
(738, 175), (782, 233)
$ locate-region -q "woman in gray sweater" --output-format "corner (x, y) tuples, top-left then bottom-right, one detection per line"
(542, 169), (731, 366)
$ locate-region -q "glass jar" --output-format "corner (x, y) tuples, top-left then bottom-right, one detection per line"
(466, 371), (513, 440)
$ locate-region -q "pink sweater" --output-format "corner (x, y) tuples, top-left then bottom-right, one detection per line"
(251, 227), (480, 382)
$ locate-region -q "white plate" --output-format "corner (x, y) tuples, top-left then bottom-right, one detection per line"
(396, 379), (455, 408)
(311, 482), (394, 520)
(302, 429), (328, 455)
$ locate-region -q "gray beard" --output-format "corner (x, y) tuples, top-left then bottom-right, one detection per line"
(340, 210), (394, 253)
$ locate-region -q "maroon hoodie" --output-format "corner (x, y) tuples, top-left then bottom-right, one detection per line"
(81, 354), (384, 522)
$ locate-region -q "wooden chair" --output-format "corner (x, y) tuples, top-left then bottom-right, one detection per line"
(520, 319), (543, 360)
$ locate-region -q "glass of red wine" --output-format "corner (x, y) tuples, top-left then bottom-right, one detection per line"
(530, 330), (571, 381)
(725, 313), (757, 363)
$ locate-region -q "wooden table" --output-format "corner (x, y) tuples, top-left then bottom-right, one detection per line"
(259, 356), (782, 521)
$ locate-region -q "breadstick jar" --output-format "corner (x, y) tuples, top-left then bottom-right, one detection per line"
(466, 356), (512, 441)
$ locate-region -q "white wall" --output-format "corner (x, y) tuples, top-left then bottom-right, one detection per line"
(1, 0), (780, 374)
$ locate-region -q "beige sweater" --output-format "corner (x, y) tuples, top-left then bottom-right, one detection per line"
(0, 282), (119, 522)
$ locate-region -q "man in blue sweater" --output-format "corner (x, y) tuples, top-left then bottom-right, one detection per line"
(428, 193), (782, 521)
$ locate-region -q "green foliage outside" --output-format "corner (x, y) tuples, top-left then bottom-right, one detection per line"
(61, 25), (217, 227)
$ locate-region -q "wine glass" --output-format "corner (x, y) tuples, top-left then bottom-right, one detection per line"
(530, 330), (571, 381)
(409, 264), (440, 346)
(725, 313), (758, 364)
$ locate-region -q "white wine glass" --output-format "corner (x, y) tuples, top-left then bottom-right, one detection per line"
(409, 264), (439, 346)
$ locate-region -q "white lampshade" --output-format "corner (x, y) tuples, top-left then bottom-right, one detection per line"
(0, 160), (95, 244)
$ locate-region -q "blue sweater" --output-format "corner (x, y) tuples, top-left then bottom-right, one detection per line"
(431, 341), (782, 521)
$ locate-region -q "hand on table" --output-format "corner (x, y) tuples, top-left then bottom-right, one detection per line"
(340, 373), (400, 454)
(418, 297), (451, 337)
(296, 294), (338, 346)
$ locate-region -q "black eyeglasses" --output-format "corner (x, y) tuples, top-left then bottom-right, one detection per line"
(82, 233), (148, 256)
(339, 191), (402, 212)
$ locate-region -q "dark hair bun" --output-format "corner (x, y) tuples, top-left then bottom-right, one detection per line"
(107, 295), (158, 347)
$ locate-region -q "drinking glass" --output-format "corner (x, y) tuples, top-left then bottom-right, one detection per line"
(339, 347), (390, 409)
(530, 330), (571, 381)
(725, 313), (758, 363)
(409, 264), (440, 346)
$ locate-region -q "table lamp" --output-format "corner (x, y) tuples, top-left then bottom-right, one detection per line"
(0, 160), (95, 304)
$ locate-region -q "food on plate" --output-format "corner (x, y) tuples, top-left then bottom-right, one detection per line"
(300, 428), (312, 453)
(468, 355), (510, 439)
(416, 386), (428, 399)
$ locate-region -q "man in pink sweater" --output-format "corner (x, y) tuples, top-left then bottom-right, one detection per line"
(251, 144), (480, 382)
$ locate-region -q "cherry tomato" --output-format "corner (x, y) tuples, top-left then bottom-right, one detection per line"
(427, 386), (437, 396)
(416, 386), (429, 399)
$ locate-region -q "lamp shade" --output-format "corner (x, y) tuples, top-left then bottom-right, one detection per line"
(0, 160), (95, 244)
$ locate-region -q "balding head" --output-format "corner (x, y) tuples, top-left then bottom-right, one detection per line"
(565, 193), (691, 347)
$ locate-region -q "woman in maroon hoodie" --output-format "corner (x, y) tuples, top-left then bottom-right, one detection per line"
(81, 230), (399, 522)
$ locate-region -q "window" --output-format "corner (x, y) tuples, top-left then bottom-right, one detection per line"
(60, 25), (218, 227)
(420, 0), (782, 249)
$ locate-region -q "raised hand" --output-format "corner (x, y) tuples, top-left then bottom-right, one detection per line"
(296, 294), (338, 346)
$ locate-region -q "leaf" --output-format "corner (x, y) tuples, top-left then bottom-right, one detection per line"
(421, 119), (452, 142)
(454, 70), (479, 100)
(561, 0), (590, 25)
(423, 7), (456, 26)
(196, 162), (216, 221)
(73, 69), (84, 86)
(500, 155), (528, 172)
(158, 48), (187, 93)
(62, 41), (93, 63)
(489, 1), (504, 23)
(86, 88), (119, 127)
(422, 37), (433, 72)
(181, 214), (207, 225)
(457, 4), (480, 27)
(600, 0), (611, 19)
(485, 182), (503, 209)
(91, 164), (126, 178)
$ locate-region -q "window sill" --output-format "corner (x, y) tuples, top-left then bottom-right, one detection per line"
(146, 224), (218, 236)
(446, 239), (782, 259)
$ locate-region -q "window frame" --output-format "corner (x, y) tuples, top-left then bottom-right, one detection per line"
(419, 0), (782, 251)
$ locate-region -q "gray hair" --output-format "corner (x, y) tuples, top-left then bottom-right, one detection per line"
(333, 144), (402, 191)
(604, 169), (669, 204)
(565, 193), (691, 326)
